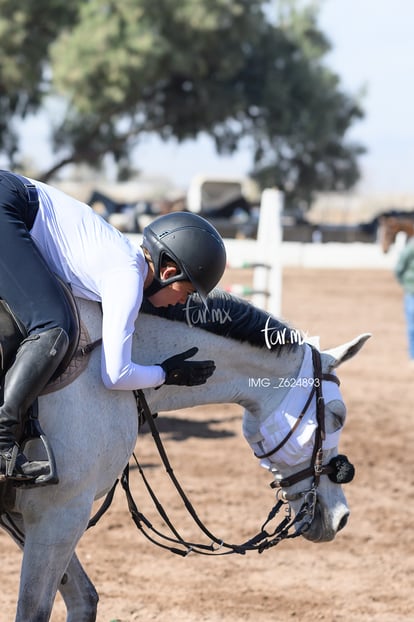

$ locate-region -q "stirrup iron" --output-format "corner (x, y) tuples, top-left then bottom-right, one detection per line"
(12, 410), (59, 488)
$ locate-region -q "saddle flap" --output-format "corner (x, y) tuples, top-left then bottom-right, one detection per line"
(0, 276), (81, 383)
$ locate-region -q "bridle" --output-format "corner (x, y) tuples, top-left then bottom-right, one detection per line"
(251, 345), (355, 536)
(256, 345), (353, 489)
(88, 345), (354, 555)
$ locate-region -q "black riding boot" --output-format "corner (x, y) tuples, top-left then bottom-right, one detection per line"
(0, 327), (69, 480)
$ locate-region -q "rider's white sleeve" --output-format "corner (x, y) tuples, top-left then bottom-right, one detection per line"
(99, 268), (166, 390)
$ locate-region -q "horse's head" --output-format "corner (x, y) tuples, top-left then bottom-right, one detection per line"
(244, 333), (370, 544)
(379, 216), (414, 253)
(138, 293), (370, 546)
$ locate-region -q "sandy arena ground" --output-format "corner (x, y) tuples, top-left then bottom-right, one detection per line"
(1, 266), (413, 621)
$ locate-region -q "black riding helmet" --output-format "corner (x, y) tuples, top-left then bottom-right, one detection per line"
(142, 211), (227, 304)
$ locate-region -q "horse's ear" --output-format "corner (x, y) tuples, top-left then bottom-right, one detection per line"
(323, 333), (371, 369)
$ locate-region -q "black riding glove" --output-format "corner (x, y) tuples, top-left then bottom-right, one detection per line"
(160, 347), (215, 386)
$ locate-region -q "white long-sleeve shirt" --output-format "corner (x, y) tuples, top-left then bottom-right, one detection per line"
(29, 178), (165, 390)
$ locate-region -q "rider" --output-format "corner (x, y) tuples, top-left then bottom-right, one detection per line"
(0, 170), (227, 482)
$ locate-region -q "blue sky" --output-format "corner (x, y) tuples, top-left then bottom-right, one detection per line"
(319, 0), (414, 195)
(13, 1), (414, 195)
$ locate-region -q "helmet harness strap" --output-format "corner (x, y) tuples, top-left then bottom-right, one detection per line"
(143, 277), (165, 298)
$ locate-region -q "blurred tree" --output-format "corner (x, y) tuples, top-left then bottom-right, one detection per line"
(0, 0), (364, 207)
(0, 0), (81, 166)
(247, 1), (365, 208)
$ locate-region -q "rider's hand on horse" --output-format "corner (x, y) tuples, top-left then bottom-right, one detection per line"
(160, 347), (216, 386)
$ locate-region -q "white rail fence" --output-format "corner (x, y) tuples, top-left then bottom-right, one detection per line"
(128, 187), (402, 316)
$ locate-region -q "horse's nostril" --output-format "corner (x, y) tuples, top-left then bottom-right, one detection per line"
(338, 513), (349, 532)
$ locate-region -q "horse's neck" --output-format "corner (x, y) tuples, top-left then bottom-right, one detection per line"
(75, 298), (306, 417)
(133, 314), (306, 417)
(401, 222), (414, 237)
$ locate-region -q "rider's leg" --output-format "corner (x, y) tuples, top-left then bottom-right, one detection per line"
(0, 327), (69, 478)
(0, 171), (74, 479)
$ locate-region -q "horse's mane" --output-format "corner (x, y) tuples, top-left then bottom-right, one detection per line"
(141, 289), (300, 353)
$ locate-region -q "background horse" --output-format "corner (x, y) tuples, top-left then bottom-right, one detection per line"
(0, 291), (369, 621)
(379, 215), (414, 253)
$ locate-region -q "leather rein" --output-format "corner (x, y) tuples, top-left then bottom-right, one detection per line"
(101, 345), (354, 556)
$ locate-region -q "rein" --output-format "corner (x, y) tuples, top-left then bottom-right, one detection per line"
(124, 389), (309, 556)
(88, 345), (354, 554)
